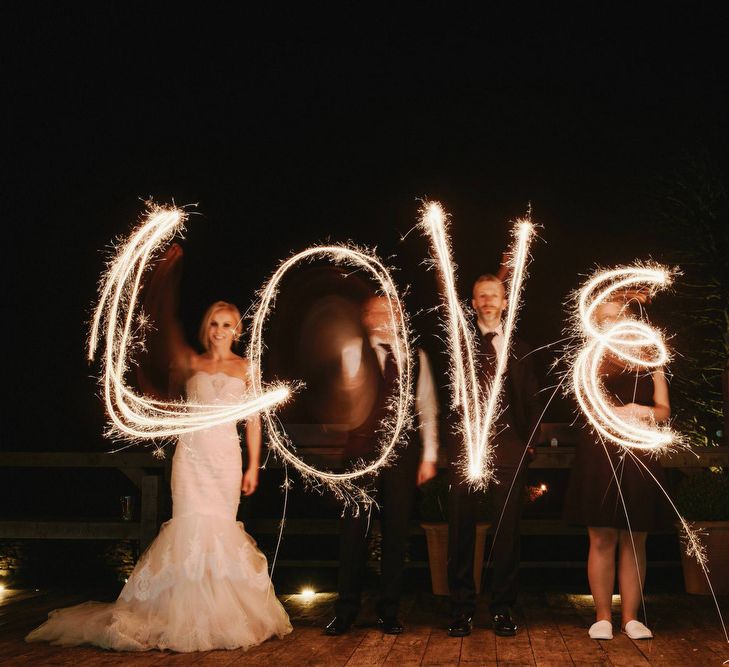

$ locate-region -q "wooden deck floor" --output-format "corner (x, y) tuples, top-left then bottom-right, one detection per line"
(1, 586), (727, 665)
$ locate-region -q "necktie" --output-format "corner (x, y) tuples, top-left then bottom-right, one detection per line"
(479, 331), (497, 384)
(379, 343), (398, 387)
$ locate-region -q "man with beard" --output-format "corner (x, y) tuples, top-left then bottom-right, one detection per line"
(447, 274), (541, 638)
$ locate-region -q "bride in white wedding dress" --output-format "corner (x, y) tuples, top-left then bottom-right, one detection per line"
(27, 287), (292, 652)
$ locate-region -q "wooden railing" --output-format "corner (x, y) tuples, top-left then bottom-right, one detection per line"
(1, 422), (726, 558)
(0, 452), (170, 551)
(251, 438), (729, 568)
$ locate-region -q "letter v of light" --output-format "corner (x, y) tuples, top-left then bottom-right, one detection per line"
(420, 202), (535, 485)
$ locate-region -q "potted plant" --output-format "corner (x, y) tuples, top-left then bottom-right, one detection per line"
(674, 470), (729, 595)
(418, 472), (491, 596)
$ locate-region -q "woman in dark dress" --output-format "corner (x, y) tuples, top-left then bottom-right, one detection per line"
(565, 300), (671, 641)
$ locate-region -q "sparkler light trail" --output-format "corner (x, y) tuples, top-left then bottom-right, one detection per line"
(247, 244), (414, 508)
(571, 265), (675, 453)
(88, 204), (290, 445)
(570, 264), (727, 642)
(419, 201), (535, 485)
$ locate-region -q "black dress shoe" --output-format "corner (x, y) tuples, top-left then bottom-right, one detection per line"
(492, 612), (517, 637)
(325, 616), (353, 636)
(448, 614), (473, 637)
(377, 616), (404, 634)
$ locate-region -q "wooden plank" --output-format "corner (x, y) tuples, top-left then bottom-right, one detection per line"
(539, 423), (581, 446)
(242, 626), (328, 666)
(599, 633), (650, 665)
(146, 648), (210, 665)
(38, 645), (164, 667)
(343, 628), (398, 665)
(494, 619), (536, 665)
(4, 586), (728, 665)
(1, 590), (105, 633)
(420, 629), (462, 665)
(628, 632), (703, 666)
(529, 445), (729, 469)
(383, 593), (434, 665)
(228, 591), (335, 666)
(563, 595), (648, 666)
(452, 587), (498, 665)
(520, 592), (573, 666)
(0, 641), (72, 666)
(305, 629), (367, 666)
(0, 451), (167, 468)
(662, 445), (729, 468)
(0, 640), (132, 667)
(545, 606), (609, 666)
(3, 444), (727, 470)
(617, 594), (704, 665)
(0, 520), (140, 540)
(249, 518), (675, 539)
(120, 468), (144, 488)
(459, 626), (497, 665)
(193, 648), (247, 666)
(680, 596), (729, 663)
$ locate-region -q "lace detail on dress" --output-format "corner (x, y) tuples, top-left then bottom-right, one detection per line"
(118, 518), (271, 603)
(25, 371), (291, 652)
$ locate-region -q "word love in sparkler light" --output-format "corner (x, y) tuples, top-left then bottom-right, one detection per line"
(88, 206), (290, 443)
(571, 265), (675, 453)
(92, 206), (677, 497)
(420, 201), (535, 484)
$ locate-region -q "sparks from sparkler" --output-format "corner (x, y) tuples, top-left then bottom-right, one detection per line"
(419, 201), (535, 484)
(247, 244), (414, 508)
(570, 264), (727, 642)
(571, 265), (675, 453)
(88, 204), (290, 445)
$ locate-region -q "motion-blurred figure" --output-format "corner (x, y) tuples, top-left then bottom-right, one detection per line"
(326, 295), (440, 636)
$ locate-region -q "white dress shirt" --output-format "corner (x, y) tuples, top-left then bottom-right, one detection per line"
(369, 336), (440, 463)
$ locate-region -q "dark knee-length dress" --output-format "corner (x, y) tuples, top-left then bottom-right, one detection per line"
(564, 363), (673, 531)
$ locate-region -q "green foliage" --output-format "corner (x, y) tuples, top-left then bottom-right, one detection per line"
(674, 470), (729, 521)
(650, 158), (729, 447)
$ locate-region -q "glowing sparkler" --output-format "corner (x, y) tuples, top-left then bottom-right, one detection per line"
(420, 201), (535, 484)
(526, 483), (548, 502)
(571, 265), (675, 453)
(88, 204), (289, 443)
(248, 244), (413, 507)
(569, 265), (728, 640)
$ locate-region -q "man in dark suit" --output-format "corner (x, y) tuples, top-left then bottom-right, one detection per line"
(447, 274), (541, 637)
(325, 295), (440, 636)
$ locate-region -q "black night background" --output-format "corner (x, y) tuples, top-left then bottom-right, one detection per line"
(3, 1), (728, 620)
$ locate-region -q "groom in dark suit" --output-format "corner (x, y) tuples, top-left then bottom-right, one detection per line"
(325, 295), (440, 636)
(447, 274), (541, 637)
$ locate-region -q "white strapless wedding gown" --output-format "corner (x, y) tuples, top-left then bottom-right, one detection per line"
(26, 371), (292, 652)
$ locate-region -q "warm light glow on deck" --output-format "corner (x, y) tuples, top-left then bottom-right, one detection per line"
(299, 587), (316, 601)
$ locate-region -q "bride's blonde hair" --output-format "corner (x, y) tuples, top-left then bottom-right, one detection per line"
(198, 301), (243, 350)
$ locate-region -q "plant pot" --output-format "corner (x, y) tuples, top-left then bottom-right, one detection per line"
(420, 522), (490, 596)
(677, 521), (729, 595)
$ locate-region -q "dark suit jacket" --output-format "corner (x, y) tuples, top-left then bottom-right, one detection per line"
(495, 336), (542, 467)
(446, 335), (542, 469)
